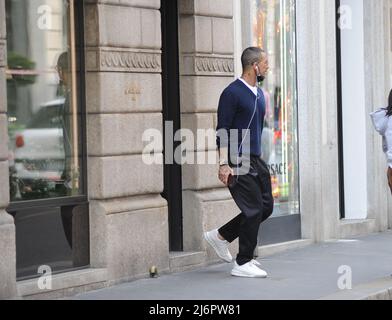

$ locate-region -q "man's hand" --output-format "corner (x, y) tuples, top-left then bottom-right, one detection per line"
(219, 165), (234, 187)
(387, 167), (392, 194)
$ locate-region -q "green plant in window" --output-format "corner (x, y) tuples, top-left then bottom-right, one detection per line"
(7, 122), (26, 139)
(7, 52), (37, 85)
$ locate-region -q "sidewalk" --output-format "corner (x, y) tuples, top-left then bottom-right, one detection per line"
(72, 231), (392, 300)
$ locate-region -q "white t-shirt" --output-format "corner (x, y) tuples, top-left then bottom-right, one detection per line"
(238, 77), (258, 96)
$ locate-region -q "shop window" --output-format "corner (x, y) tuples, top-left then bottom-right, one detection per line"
(5, 0), (89, 279)
(6, 0), (84, 202)
(237, 0), (299, 217)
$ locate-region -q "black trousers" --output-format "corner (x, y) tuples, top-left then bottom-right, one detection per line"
(219, 156), (274, 266)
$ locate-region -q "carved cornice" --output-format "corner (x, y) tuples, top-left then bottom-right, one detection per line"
(86, 48), (161, 73)
(195, 56), (234, 73)
(0, 40), (6, 68)
(181, 54), (234, 76)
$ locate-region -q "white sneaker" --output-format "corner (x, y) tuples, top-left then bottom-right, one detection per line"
(251, 259), (261, 267)
(204, 229), (233, 263)
(231, 261), (268, 278)
(251, 259), (268, 275)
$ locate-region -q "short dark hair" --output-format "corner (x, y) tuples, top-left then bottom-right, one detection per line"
(57, 52), (69, 71)
(241, 47), (265, 70)
(387, 89), (392, 117)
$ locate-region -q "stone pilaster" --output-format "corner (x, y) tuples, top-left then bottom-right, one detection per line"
(296, 0), (391, 241)
(178, 0), (239, 260)
(0, 0), (17, 300)
(296, 0), (340, 241)
(84, 0), (169, 282)
(364, 0), (392, 231)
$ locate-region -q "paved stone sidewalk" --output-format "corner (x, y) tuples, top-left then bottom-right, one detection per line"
(73, 231), (392, 300)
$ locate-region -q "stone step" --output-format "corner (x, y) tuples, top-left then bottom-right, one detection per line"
(257, 239), (314, 257)
(321, 276), (392, 300)
(169, 251), (207, 273)
(17, 268), (108, 300)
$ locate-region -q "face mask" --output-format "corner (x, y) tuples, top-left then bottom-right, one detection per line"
(257, 74), (265, 83)
(255, 66), (265, 84)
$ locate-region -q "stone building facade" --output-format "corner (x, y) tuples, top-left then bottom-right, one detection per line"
(0, 0), (391, 299)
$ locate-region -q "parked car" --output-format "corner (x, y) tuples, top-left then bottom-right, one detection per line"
(9, 98), (67, 200)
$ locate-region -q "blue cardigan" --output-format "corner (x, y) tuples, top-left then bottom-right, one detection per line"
(216, 79), (266, 159)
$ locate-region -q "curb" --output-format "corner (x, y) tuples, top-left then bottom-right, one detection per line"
(320, 277), (392, 300)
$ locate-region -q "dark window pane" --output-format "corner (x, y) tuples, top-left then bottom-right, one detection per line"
(10, 204), (89, 280)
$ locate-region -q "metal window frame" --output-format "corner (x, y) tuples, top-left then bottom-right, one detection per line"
(335, 0), (346, 219)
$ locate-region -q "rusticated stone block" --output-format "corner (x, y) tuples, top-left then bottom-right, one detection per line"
(89, 196), (169, 281)
(87, 113), (163, 156)
(0, 114), (8, 160)
(85, 4), (161, 49)
(180, 76), (233, 113)
(179, 15), (212, 54)
(88, 154), (164, 199)
(212, 17), (234, 54)
(86, 72), (162, 114)
(180, 113), (216, 152)
(0, 41), (6, 68)
(0, 161), (9, 208)
(182, 150), (221, 190)
(0, 0), (5, 39)
(179, 0), (233, 18)
(0, 211), (16, 299)
(0, 68), (5, 113)
(85, 0), (160, 9)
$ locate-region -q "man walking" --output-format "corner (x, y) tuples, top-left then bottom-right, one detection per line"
(204, 47), (274, 278)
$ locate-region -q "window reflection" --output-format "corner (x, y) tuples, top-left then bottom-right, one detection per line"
(6, 0), (82, 202)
